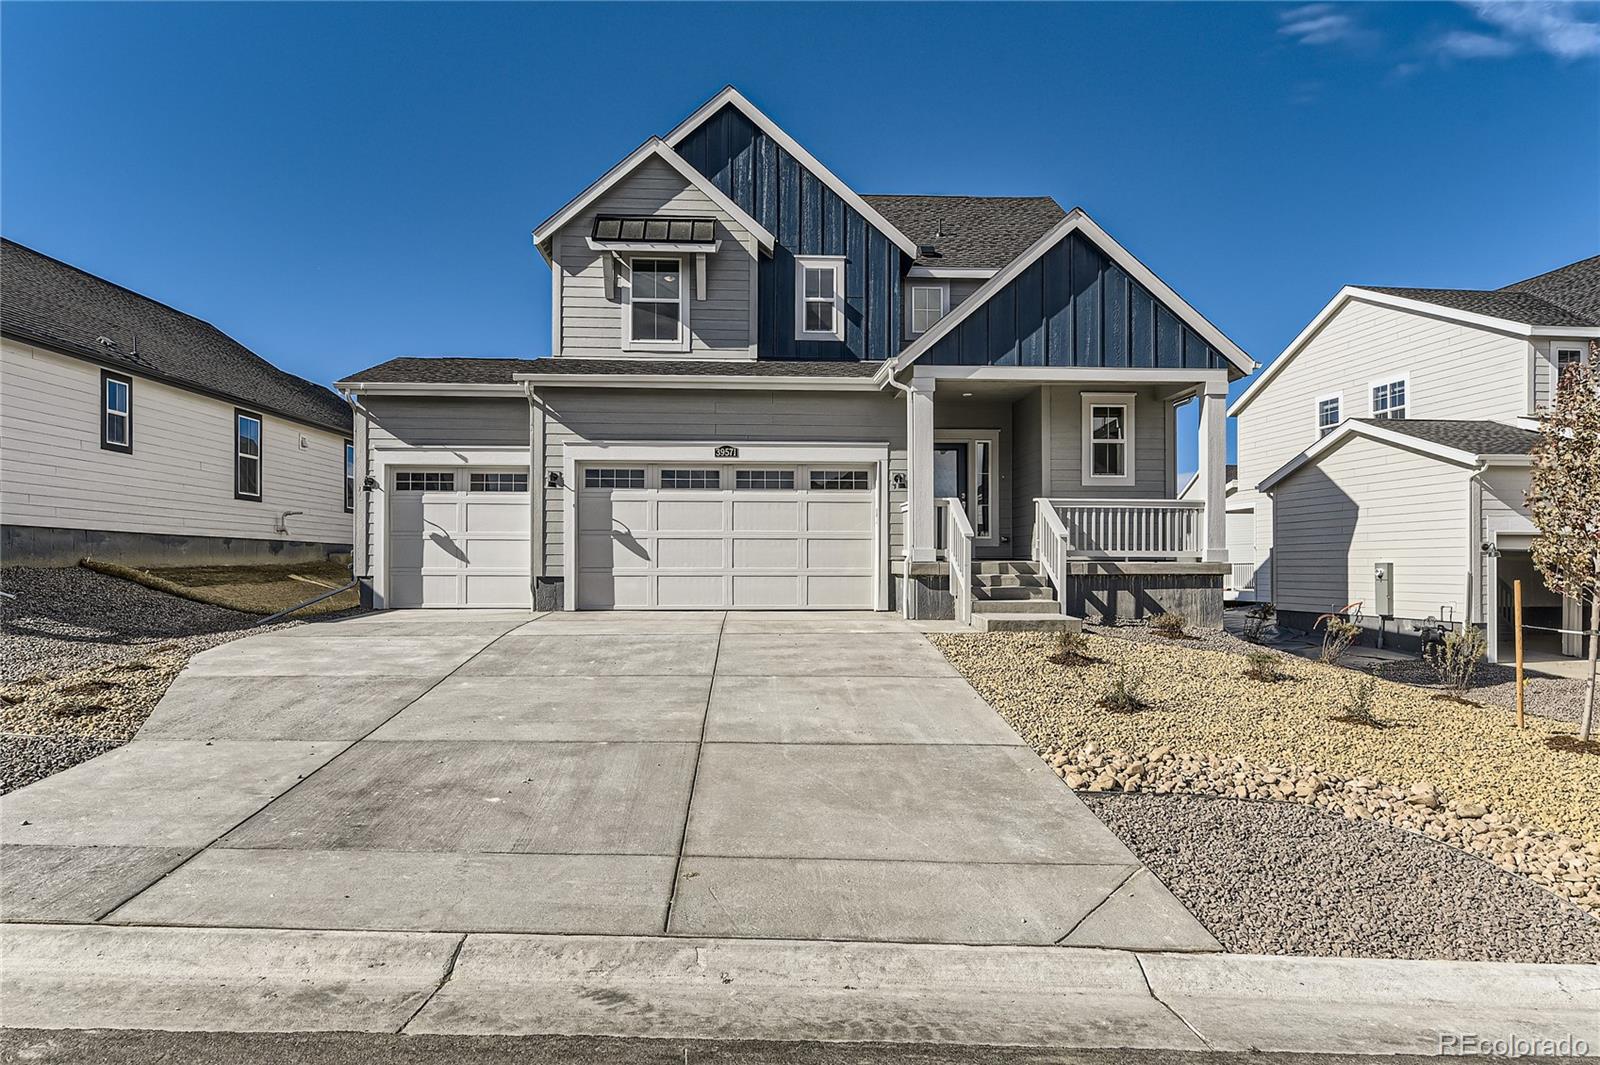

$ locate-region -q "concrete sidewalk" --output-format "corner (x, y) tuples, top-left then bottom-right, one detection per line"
(2, 924), (1594, 1057)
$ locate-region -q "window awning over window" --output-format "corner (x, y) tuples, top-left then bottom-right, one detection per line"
(589, 216), (719, 251)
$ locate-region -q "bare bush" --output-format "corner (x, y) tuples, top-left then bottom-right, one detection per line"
(1048, 629), (1094, 667)
(1424, 625), (1487, 701)
(1098, 667), (1149, 713)
(1242, 602), (1276, 643)
(1315, 604), (1364, 665)
(1334, 666), (1386, 728)
(1243, 650), (1282, 683)
(1151, 612), (1188, 639)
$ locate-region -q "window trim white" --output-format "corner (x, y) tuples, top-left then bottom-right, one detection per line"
(794, 255), (845, 341)
(1553, 341), (1586, 377)
(620, 254), (690, 353)
(1367, 374), (1410, 420)
(909, 283), (949, 337)
(1314, 391), (1343, 439)
(1081, 392), (1136, 486)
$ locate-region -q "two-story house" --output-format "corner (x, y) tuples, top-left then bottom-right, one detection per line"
(1231, 254), (1599, 663)
(337, 87), (1255, 625)
(1, 238), (355, 566)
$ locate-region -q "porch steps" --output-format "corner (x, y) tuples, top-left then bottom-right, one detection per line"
(968, 561), (1082, 633)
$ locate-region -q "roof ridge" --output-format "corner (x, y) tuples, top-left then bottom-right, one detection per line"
(1498, 253), (1600, 293)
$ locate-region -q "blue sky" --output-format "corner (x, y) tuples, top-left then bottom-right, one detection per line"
(3, 2), (1597, 471)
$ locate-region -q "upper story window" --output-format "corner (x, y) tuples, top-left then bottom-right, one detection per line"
(795, 256), (845, 341)
(235, 410), (263, 501)
(1082, 393), (1135, 485)
(1370, 377), (1407, 420)
(344, 440), (355, 513)
(1555, 343), (1585, 381)
(910, 285), (947, 336)
(1316, 394), (1342, 437)
(623, 257), (687, 352)
(101, 371), (132, 453)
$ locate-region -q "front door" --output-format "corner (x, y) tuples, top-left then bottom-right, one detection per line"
(933, 443), (968, 551)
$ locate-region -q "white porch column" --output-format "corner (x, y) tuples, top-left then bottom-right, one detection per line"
(1197, 381), (1229, 563)
(907, 377), (937, 563)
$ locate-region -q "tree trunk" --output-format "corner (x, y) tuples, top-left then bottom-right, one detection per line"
(1582, 591), (1598, 743)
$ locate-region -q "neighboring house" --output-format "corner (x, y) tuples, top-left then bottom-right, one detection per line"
(337, 87), (1254, 623)
(1, 238), (355, 566)
(1231, 254), (1599, 662)
(1177, 463), (1252, 599)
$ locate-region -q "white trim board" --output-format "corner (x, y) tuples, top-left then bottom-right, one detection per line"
(1230, 287), (1600, 418)
(663, 86), (920, 259)
(510, 372), (884, 391)
(530, 138), (775, 261)
(892, 209), (1255, 377)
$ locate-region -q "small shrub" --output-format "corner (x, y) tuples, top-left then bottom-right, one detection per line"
(1334, 666), (1386, 728)
(1151, 611), (1188, 638)
(1424, 625), (1487, 700)
(1241, 603), (1276, 643)
(1098, 667), (1149, 713)
(1243, 650), (1282, 683)
(1048, 629), (1094, 667)
(1315, 606), (1364, 665)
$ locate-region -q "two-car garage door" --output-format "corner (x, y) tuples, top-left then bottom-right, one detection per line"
(575, 464), (877, 610)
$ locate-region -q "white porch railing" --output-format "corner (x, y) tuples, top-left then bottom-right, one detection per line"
(937, 498), (974, 626)
(1041, 498), (1204, 560)
(1034, 499), (1073, 617)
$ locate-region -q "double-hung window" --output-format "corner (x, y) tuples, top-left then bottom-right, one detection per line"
(1082, 393), (1135, 485)
(101, 371), (132, 453)
(1370, 378), (1407, 420)
(344, 440), (355, 513)
(1316, 395), (1342, 437)
(234, 409), (263, 500)
(794, 256), (844, 341)
(909, 285), (947, 335)
(624, 257), (686, 351)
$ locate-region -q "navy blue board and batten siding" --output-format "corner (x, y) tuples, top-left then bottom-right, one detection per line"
(675, 104), (903, 361)
(924, 231), (1231, 370)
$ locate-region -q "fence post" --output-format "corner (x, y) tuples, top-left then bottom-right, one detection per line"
(1514, 579), (1525, 729)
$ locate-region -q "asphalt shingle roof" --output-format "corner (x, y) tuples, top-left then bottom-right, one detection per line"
(1, 238), (350, 432)
(862, 195), (1065, 269)
(1357, 286), (1594, 328)
(1355, 418), (1539, 456)
(341, 357), (883, 385)
(1500, 254), (1600, 325)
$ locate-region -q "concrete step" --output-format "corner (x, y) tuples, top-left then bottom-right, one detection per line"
(974, 560), (1041, 576)
(973, 612), (1084, 633)
(974, 585), (1057, 602)
(970, 598), (1062, 614)
(972, 573), (1049, 590)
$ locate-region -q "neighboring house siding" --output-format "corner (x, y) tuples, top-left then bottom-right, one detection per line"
(922, 232), (1231, 371)
(1, 339), (350, 544)
(1270, 435), (1469, 622)
(357, 396), (529, 566)
(675, 103), (903, 361)
(1011, 389), (1043, 554)
(1044, 385), (1172, 499)
(538, 388), (906, 573)
(1477, 464), (1537, 622)
(553, 156), (759, 358)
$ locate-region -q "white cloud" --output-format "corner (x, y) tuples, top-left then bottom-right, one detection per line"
(1450, 1), (1600, 60)
(1278, 3), (1367, 46)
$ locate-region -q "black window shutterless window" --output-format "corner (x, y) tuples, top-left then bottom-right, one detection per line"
(235, 409), (263, 500)
(101, 371), (132, 453)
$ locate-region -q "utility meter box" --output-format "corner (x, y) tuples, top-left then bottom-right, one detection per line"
(1373, 562), (1394, 617)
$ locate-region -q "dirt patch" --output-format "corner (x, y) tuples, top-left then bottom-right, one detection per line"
(81, 558), (359, 617)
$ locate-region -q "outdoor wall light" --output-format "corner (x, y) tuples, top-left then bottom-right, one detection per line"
(547, 471), (565, 489)
(890, 472), (908, 490)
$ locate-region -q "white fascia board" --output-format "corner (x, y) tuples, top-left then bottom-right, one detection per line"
(510, 372), (882, 391)
(1231, 286), (1600, 418)
(1256, 420), (1479, 492)
(893, 209), (1255, 377)
(334, 381), (526, 397)
(907, 266), (997, 280)
(663, 86), (920, 260)
(530, 138), (775, 260)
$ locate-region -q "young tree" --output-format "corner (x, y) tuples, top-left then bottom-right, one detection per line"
(1528, 347), (1600, 741)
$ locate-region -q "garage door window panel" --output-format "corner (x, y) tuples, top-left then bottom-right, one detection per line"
(735, 469), (796, 490)
(585, 468), (645, 489)
(470, 472), (527, 492)
(396, 471), (456, 492)
(661, 469), (721, 490)
(809, 469), (869, 490)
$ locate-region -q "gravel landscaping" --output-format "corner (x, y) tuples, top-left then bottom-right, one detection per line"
(1085, 793), (1600, 964)
(1, 565), (348, 793)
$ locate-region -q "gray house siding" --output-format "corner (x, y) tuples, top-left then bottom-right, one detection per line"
(1011, 390), (1043, 553)
(934, 398), (1015, 557)
(674, 103), (904, 361)
(1045, 385), (1173, 499)
(922, 232), (1231, 370)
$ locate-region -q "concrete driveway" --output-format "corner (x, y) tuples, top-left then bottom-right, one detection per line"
(2, 609), (1215, 949)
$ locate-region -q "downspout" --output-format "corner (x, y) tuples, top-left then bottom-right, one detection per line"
(524, 382), (541, 612)
(884, 364), (918, 619)
(339, 386), (373, 609)
(1467, 458), (1490, 650)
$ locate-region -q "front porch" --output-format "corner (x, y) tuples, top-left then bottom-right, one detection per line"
(897, 369), (1232, 629)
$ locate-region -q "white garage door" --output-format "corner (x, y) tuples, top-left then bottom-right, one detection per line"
(575, 464), (877, 610)
(387, 468), (531, 608)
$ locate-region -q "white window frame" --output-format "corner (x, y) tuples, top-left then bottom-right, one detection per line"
(1314, 392), (1343, 438)
(1553, 342), (1586, 379)
(794, 255), (845, 341)
(620, 255), (690, 353)
(909, 284), (948, 336)
(1081, 392), (1136, 487)
(1368, 374), (1409, 420)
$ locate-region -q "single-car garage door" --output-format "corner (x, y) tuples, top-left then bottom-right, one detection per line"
(575, 464), (877, 610)
(387, 468), (530, 608)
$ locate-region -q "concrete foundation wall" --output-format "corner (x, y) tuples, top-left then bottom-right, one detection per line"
(4, 525), (348, 568)
(896, 572), (954, 621)
(1059, 564), (1227, 629)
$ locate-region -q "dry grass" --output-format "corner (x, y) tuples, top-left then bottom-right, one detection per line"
(81, 559), (358, 617)
(929, 630), (1600, 841)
